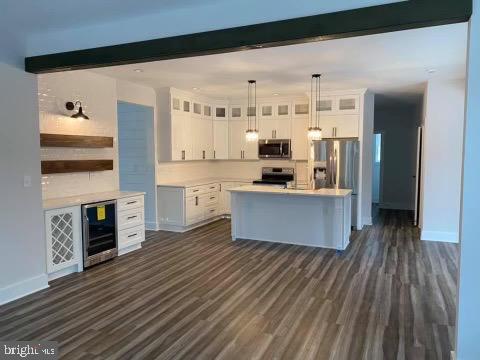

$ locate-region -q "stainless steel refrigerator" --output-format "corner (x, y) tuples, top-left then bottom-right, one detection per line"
(312, 139), (360, 228)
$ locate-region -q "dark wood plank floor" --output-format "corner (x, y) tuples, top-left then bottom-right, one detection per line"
(0, 210), (458, 359)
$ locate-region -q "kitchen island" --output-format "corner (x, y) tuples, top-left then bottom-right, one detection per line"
(229, 185), (352, 250)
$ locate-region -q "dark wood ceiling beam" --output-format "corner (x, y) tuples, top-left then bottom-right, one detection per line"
(25, 0), (471, 74)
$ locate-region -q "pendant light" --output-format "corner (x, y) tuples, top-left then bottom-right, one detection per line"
(308, 74), (322, 140)
(66, 101), (89, 120)
(246, 80), (259, 142)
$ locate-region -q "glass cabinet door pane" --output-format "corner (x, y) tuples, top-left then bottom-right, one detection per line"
(318, 99), (333, 111)
(262, 105), (273, 116)
(204, 105), (211, 116)
(231, 107), (241, 117)
(183, 101), (190, 112)
(193, 103), (201, 114)
(216, 107), (226, 117)
(295, 104), (309, 115)
(278, 105), (289, 116)
(339, 98), (356, 110)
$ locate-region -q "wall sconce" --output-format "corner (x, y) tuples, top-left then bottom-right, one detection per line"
(66, 101), (89, 120)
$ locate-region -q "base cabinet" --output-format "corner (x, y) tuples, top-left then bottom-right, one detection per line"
(44, 206), (83, 280)
(158, 181), (250, 232)
(117, 195), (145, 255)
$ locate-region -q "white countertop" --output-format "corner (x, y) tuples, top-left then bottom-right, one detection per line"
(228, 185), (352, 197)
(157, 177), (253, 188)
(43, 191), (145, 210)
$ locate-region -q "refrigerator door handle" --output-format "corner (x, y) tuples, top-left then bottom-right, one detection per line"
(333, 148), (337, 187)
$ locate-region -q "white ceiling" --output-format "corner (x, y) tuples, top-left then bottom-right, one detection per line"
(93, 23), (467, 104)
(1, 0), (400, 41)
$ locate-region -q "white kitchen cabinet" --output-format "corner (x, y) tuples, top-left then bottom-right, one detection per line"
(291, 116), (309, 160)
(171, 114), (193, 160)
(229, 120), (257, 160)
(337, 95), (360, 114)
(259, 117), (291, 140)
(158, 183), (223, 231)
(319, 114), (359, 138)
(117, 194), (145, 255)
(259, 118), (276, 139)
(192, 117), (213, 160)
(213, 120), (229, 159)
(45, 206), (82, 280)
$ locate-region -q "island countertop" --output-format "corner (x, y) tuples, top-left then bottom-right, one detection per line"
(228, 185), (352, 197)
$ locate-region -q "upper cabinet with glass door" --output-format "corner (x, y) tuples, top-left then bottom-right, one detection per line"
(229, 104), (245, 120)
(337, 95), (360, 114)
(292, 101), (310, 118)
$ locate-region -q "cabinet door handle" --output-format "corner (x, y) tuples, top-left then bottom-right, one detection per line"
(126, 201), (136, 205)
(210, 196), (215, 200)
(181, 150), (185, 160)
(192, 189), (199, 192)
(213, 150), (216, 159)
(195, 196), (199, 206)
(127, 233), (138, 238)
(127, 215), (137, 220)
(219, 183), (222, 192)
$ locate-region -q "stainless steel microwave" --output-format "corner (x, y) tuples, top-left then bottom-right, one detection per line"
(258, 139), (291, 159)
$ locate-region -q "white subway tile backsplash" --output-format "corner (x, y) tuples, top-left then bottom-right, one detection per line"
(39, 71), (119, 200)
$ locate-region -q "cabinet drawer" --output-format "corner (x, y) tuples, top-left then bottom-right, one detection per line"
(118, 207), (144, 230)
(117, 195), (144, 211)
(185, 185), (207, 197)
(118, 225), (145, 249)
(204, 206), (218, 219)
(185, 183), (219, 197)
(205, 183), (220, 192)
(203, 193), (219, 206)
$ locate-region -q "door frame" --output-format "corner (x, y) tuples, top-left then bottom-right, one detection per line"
(372, 131), (385, 206)
(24, 0), (471, 73)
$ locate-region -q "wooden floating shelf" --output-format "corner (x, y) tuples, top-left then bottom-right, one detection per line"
(41, 160), (114, 174)
(40, 133), (114, 148)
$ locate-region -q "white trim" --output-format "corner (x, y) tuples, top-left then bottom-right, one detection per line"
(145, 221), (159, 231)
(0, 273), (49, 306)
(118, 243), (142, 256)
(421, 230), (458, 243)
(363, 216), (373, 226)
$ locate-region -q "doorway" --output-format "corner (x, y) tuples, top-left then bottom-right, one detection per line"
(372, 132), (383, 207)
(117, 101), (157, 230)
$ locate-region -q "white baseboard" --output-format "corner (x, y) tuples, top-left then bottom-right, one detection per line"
(0, 273), (49, 306)
(145, 221), (159, 231)
(379, 202), (414, 210)
(421, 230), (459, 243)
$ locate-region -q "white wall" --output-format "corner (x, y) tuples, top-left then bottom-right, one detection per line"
(0, 62), (48, 304)
(39, 71), (119, 199)
(420, 78), (465, 243)
(374, 101), (422, 210)
(456, 1), (480, 358)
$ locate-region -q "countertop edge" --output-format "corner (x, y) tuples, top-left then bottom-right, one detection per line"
(43, 191), (146, 210)
(228, 187), (352, 198)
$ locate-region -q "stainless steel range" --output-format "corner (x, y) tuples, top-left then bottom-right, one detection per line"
(252, 167), (295, 187)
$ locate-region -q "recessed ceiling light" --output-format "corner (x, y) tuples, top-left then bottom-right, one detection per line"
(273, 93), (279, 96)
(427, 68), (437, 74)
(193, 87), (199, 90)
(134, 69), (143, 73)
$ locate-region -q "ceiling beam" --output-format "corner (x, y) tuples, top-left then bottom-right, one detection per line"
(25, 0), (471, 74)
